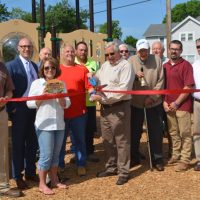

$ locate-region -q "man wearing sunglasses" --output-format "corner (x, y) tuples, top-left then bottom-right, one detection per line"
(192, 38), (200, 171)
(119, 43), (130, 60)
(6, 37), (38, 189)
(92, 41), (135, 185)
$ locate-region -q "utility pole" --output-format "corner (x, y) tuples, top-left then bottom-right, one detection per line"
(75, 0), (80, 29)
(89, 0), (94, 32)
(32, 0), (36, 23)
(40, 0), (45, 49)
(107, 0), (112, 41)
(166, 0), (171, 57)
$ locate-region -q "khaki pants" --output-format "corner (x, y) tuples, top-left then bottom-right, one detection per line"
(193, 101), (200, 161)
(167, 110), (192, 163)
(100, 101), (130, 178)
(0, 109), (9, 189)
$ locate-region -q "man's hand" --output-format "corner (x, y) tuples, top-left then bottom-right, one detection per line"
(90, 94), (102, 102)
(163, 101), (170, 112)
(136, 71), (144, 78)
(169, 102), (179, 112)
(0, 96), (8, 107)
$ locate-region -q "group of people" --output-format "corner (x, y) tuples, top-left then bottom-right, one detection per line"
(0, 36), (200, 197)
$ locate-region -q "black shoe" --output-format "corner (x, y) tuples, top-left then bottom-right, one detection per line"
(194, 162), (200, 171)
(96, 170), (117, 178)
(116, 176), (129, 185)
(153, 163), (164, 171)
(16, 179), (28, 190)
(0, 188), (23, 198)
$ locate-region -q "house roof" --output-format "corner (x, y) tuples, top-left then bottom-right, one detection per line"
(143, 23), (178, 37)
(143, 16), (200, 37)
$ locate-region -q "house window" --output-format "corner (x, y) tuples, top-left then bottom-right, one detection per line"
(180, 32), (194, 41)
(181, 33), (186, 41)
(188, 33), (193, 41)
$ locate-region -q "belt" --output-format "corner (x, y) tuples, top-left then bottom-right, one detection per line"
(194, 98), (200, 103)
(101, 100), (130, 109)
(0, 106), (5, 112)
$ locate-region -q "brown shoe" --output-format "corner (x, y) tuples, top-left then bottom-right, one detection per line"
(0, 187), (23, 198)
(175, 162), (189, 172)
(16, 179), (28, 190)
(167, 157), (179, 165)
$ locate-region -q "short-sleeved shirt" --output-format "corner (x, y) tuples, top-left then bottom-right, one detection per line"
(59, 64), (93, 118)
(164, 58), (194, 112)
(0, 62), (14, 97)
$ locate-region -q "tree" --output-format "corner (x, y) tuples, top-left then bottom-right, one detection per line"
(0, 3), (10, 22)
(9, 8), (32, 22)
(9, 0), (88, 33)
(123, 35), (137, 48)
(163, 0), (200, 23)
(45, 0), (88, 32)
(98, 20), (122, 39)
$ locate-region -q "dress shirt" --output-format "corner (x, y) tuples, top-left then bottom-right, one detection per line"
(19, 55), (37, 97)
(27, 78), (71, 130)
(193, 59), (200, 99)
(95, 58), (135, 105)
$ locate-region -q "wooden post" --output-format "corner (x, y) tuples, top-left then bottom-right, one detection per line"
(32, 0), (36, 23)
(107, 0), (112, 41)
(89, 0), (94, 32)
(166, 0), (171, 57)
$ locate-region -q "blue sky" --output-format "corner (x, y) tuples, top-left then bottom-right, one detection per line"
(2, 0), (189, 39)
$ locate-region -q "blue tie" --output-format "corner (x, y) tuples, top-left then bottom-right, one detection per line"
(27, 61), (35, 83)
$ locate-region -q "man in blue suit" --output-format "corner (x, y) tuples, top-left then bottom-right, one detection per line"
(6, 37), (38, 189)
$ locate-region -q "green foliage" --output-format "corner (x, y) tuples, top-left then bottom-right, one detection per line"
(98, 20), (122, 39)
(163, 0), (200, 23)
(10, 8), (32, 22)
(123, 35), (137, 48)
(45, 0), (88, 32)
(8, 0), (88, 33)
(0, 3), (10, 22)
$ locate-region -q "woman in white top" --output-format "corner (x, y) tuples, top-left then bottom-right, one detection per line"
(27, 57), (70, 195)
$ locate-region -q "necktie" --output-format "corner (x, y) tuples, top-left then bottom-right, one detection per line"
(26, 61), (35, 83)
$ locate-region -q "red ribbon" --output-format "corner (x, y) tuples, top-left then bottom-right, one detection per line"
(1, 89), (199, 103)
(101, 89), (200, 95)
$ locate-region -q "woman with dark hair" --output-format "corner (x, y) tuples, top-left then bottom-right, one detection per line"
(27, 57), (71, 195)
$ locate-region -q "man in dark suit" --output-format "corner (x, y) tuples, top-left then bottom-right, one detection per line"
(6, 37), (38, 189)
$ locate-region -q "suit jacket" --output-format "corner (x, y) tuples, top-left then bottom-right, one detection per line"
(6, 56), (38, 114)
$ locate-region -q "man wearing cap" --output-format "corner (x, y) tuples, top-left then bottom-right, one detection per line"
(129, 39), (165, 171)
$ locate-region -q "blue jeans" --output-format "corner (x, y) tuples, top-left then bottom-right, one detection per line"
(36, 129), (64, 170)
(59, 113), (87, 168)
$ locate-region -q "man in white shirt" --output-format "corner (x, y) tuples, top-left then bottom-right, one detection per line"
(192, 38), (200, 171)
(92, 41), (135, 185)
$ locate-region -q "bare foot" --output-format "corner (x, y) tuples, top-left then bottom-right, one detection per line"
(51, 182), (67, 189)
(39, 185), (54, 195)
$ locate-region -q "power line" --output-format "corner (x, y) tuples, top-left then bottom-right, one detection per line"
(94, 0), (152, 14)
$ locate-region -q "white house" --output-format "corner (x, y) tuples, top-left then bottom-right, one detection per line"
(143, 16), (200, 63)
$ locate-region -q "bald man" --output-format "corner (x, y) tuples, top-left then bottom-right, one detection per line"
(38, 47), (52, 69)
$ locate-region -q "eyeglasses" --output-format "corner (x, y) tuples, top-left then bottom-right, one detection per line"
(196, 45), (200, 49)
(44, 66), (56, 71)
(120, 50), (129, 53)
(19, 45), (33, 50)
(105, 52), (115, 57)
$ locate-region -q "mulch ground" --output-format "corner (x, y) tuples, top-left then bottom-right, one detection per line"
(3, 113), (200, 200)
